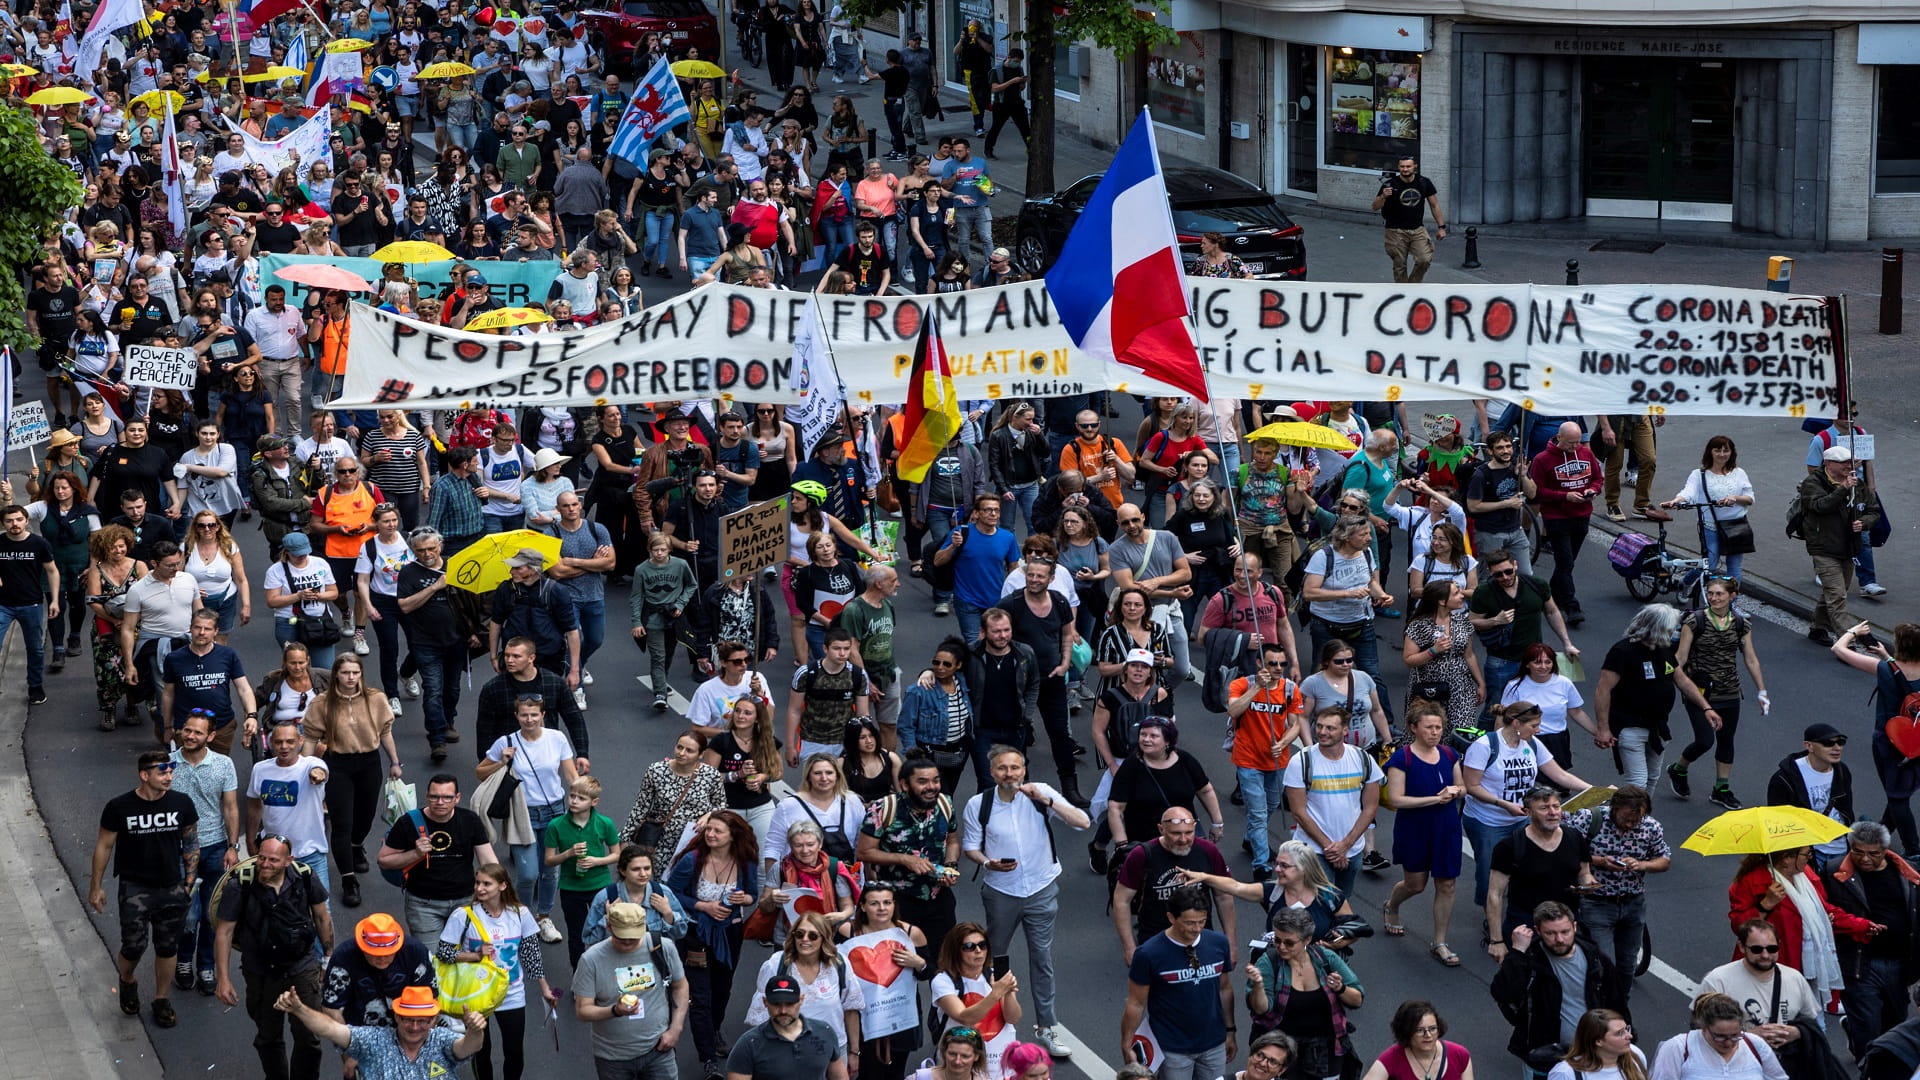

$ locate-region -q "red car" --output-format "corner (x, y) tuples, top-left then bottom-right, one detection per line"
(576, 0), (720, 74)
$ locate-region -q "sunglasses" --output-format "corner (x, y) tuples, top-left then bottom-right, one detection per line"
(1745, 944), (1780, 953)
(336, 467), (360, 474)
(930, 659), (957, 668)
(1329, 657), (1356, 665)
(1492, 568), (1518, 578)
(791, 929), (822, 941)
(144, 761), (177, 772)
(960, 940), (988, 951)
(1816, 736), (1848, 747)
(1076, 422), (1101, 430)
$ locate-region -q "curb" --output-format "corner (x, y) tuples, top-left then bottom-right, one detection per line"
(0, 633), (166, 1080)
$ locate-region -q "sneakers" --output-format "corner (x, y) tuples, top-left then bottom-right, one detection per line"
(26, 688), (45, 705)
(581, 669), (594, 686)
(174, 960), (195, 991)
(933, 601), (952, 616)
(1709, 784), (1744, 810)
(352, 630), (370, 655)
(538, 915), (563, 943)
(702, 1059), (725, 1080)
(1864, 582), (1890, 598)
(401, 674), (421, 699)
(390, 698), (403, 718)
(1362, 850), (1392, 873)
(1666, 762), (1691, 800)
(653, 694), (669, 711)
(197, 969), (216, 996)
(98, 711), (117, 732)
(341, 875), (362, 908)
(573, 687), (588, 711)
(1088, 842), (1107, 875)
(1033, 1026), (1073, 1059)
(1606, 504), (1627, 521)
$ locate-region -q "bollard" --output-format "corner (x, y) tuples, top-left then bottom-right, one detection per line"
(1461, 226), (1482, 270)
(1565, 259), (1579, 286)
(1766, 255), (1793, 294)
(1883, 248), (1904, 335)
(867, 129), (879, 163)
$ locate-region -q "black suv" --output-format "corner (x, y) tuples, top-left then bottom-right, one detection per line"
(1014, 165), (1307, 280)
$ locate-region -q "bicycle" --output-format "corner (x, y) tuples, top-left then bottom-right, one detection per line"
(1607, 501), (1715, 610)
(733, 8), (763, 67)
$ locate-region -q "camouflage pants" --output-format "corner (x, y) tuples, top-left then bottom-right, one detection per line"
(117, 881), (189, 962)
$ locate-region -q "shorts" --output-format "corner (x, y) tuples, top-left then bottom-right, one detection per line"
(118, 880), (189, 961)
(324, 557), (357, 599)
(203, 588), (239, 634)
(394, 94), (418, 118)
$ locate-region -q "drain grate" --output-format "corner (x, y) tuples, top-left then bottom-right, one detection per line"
(1589, 239), (1665, 254)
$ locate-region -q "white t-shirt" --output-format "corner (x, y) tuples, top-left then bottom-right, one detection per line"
(353, 534), (414, 597)
(1698, 960), (1822, 1028)
(1386, 502), (1469, 563)
(441, 903), (541, 1010)
(1546, 1046), (1647, 1080)
(265, 556), (337, 621)
(486, 729), (577, 809)
(743, 954), (864, 1049)
(1500, 674), (1585, 736)
(1648, 1030), (1787, 1080)
(480, 444), (535, 517)
(930, 970), (1016, 1078)
(1282, 743), (1383, 859)
(685, 672), (774, 733)
(247, 755), (330, 858)
(1797, 758), (1850, 857)
(124, 572), (199, 639)
(294, 436), (352, 476)
(1463, 732), (1552, 826)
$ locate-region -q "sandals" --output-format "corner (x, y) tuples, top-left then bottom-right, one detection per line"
(909, 561), (924, 579)
(1431, 943), (1462, 967)
(1382, 903), (1406, 937)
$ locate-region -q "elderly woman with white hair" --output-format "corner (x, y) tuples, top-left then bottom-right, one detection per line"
(1593, 604), (1719, 788)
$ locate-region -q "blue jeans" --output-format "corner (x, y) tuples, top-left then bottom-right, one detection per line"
(273, 618), (336, 670)
(1855, 541), (1878, 588)
(1208, 441), (1242, 488)
(513, 798), (566, 916)
(642, 208), (676, 266)
(1004, 482), (1040, 537)
(412, 640), (462, 745)
(1159, 1045), (1227, 1080)
(1317, 852), (1360, 900)
(445, 121), (478, 150)
(1482, 656), (1522, 721)
(955, 599), (987, 648)
(1308, 615), (1383, 715)
(821, 216), (856, 255)
(951, 204), (992, 268)
(1701, 523), (1745, 583)
(1237, 766), (1284, 869)
(181, 842), (229, 970)
(574, 599), (605, 671)
(1463, 815), (1525, 907)
(924, 507), (962, 600)
(689, 255), (717, 277)
(484, 513), (525, 534)
(1844, 954), (1901, 1058)
(1578, 892), (1645, 985)
(296, 850), (331, 921)
(0, 604), (45, 691)
(804, 620), (827, 662)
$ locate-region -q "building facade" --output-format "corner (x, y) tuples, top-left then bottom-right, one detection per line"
(889, 0), (1920, 246)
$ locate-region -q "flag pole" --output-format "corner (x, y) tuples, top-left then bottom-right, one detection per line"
(804, 292), (878, 552)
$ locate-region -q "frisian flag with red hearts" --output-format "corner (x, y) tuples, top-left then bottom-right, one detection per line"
(1042, 108), (1209, 402)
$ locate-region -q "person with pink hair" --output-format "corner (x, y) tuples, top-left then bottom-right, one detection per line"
(1000, 1042), (1053, 1080)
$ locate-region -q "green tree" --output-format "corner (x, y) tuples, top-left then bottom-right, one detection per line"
(841, 0), (1174, 194)
(0, 104), (83, 351)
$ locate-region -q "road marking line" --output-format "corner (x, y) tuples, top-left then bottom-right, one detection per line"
(1049, 1023), (1121, 1080)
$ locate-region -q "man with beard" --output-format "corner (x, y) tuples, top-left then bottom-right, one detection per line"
(1489, 901), (1630, 1074)
(663, 471), (724, 594)
(1110, 809), (1234, 964)
(545, 491), (616, 710)
(1465, 428), (1537, 570)
(321, 914), (435, 1042)
(1699, 919), (1824, 1051)
(857, 754), (962, 968)
(997, 560), (1084, 807)
(213, 835), (334, 1080)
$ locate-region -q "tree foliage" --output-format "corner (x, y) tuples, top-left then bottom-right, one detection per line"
(0, 104), (83, 351)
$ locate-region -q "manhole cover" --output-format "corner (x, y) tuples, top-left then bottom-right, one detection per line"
(1589, 239), (1665, 254)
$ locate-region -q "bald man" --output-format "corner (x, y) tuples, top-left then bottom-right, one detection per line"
(1527, 421), (1604, 626)
(1109, 807), (1235, 966)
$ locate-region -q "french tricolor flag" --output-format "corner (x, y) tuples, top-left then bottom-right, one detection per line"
(1044, 109), (1208, 401)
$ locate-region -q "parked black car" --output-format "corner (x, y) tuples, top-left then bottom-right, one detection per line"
(1014, 165), (1307, 280)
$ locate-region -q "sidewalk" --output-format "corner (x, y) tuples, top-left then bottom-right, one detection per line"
(0, 632), (164, 1080)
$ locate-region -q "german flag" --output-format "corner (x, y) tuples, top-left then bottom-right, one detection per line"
(894, 315), (962, 482)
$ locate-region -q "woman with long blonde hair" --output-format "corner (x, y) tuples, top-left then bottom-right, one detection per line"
(184, 509), (249, 642)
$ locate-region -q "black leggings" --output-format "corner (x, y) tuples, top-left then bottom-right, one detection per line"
(471, 1004), (526, 1080)
(686, 930), (743, 1062)
(861, 1034), (915, 1080)
(323, 749), (382, 873)
(1679, 699), (1741, 767)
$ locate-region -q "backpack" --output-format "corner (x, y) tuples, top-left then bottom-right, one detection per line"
(1784, 491), (1807, 540)
(381, 810), (425, 888)
(1286, 542), (1374, 617)
(1104, 687), (1162, 761)
(970, 788), (1057, 880)
(211, 857), (318, 970)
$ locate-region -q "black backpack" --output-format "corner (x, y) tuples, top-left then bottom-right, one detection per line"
(214, 858), (318, 970)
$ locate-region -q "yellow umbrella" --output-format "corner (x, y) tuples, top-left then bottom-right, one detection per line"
(327, 37), (375, 52)
(1245, 420), (1358, 452)
(465, 307), (553, 332)
(372, 240), (456, 263)
(416, 61), (477, 79)
(1680, 806), (1851, 857)
(670, 59), (727, 79)
(129, 89), (186, 112)
(446, 530), (564, 594)
(25, 86), (94, 106)
(245, 65), (306, 84)
(0, 64), (38, 79)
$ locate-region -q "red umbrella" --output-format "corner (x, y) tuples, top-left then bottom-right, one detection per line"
(274, 263), (376, 292)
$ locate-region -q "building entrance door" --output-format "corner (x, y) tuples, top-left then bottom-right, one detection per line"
(1277, 43), (1318, 197)
(1583, 58), (1736, 222)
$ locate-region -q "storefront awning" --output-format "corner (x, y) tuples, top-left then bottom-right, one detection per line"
(1218, 5), (1430, 50)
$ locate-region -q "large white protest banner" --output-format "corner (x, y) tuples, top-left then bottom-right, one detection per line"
(336, 280), (1842, 418)
(226, 110), (331, 180)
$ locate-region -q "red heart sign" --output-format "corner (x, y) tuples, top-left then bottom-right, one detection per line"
(960, 993), (1005, 1042)
(1891, 715), (1920, 759)
(847, 945), (904, 988)
(492, 19), (517, 35)
(523, 17), (547, 36)
(791, 892), (828, 916)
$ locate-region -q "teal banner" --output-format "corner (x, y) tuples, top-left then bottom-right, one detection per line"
(258, 253), (563, 310)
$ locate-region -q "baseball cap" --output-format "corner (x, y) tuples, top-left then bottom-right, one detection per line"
(763, 974), (803, 1003)
(257, 434), (291, 453)
(605, 901), (648, 940)
(506, 547), (546, 568)
(1823, 445), (1854, 462)
(392, 985), (441, 1018)
(1804, 722), (1845, 743)
(281, 533), (312, 556)
(355, 913), (405, 956)
(465, 272), (490, 286)
(1125, 648), (1155, 667)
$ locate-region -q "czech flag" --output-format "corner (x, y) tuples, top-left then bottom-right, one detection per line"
(1043, 108), (1208, 402)
(893, 315), (962, 483)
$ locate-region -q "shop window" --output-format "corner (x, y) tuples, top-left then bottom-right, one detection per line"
(1325, 49), (1419, 170)
(1147, 31), (1206, 136)
(1054, 39), (1077, 97)
(946, 0), (997, 87)
(1877, 66), (1920, 195)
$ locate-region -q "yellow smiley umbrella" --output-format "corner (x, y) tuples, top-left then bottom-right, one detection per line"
(670, 59), (726, 79)
(245, 65), (307, 84)
(416, 61), (478, 79)
(25, 86), (94, 106)
(1244, 420), (1360, 452)
(1680, 805), (1851, 857)
(372, 240), (456, 263)
(327, 37), (375, 52)
(464, 306), (553, 332)
(446, 530), (564, 594)
(129, 89), (187, 112)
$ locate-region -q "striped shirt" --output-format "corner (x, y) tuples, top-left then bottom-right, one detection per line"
(357, 428), (429, 496)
